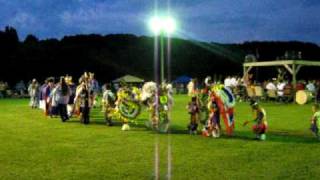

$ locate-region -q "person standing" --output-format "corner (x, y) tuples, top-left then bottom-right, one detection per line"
(44, 78), (55, 116)
(102, 84), (116, 126)
(49, 84), (59, 118)
(55, 77), (71, 122)
(277, 80), (286, 102)
(28, 79), (40, 108)
(88, 73), (99, 108)
(79, 82), (91, 124)
(66, 76), (76, 118)
(306, 80), (316, 95)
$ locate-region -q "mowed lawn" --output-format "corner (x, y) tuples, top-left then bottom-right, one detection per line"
(0, 95), (320, 179)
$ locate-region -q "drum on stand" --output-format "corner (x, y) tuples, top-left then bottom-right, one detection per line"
(295, 90), (313, 105)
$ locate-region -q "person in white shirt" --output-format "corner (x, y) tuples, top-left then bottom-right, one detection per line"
(266, 80), (277, 91)
(230, 76), (238, 87)
(277, 81), (286, 97)
(224, 76), (232, 87)
(306, 80), (316, 94)
(187, 80), (195, 96)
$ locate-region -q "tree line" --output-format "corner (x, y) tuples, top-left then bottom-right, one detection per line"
(1, 26), (320, 85)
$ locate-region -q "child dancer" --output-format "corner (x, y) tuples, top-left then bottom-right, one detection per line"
(187, 96), (200, 134)
(202, 96), (220, 138)
(243, 100), (268, 140)
(310, 104), (320, 140)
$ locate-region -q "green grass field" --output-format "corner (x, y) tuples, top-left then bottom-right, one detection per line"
(0, 95), (320, 179)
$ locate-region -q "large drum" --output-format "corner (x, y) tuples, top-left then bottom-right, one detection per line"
(295, 90), (313, 105)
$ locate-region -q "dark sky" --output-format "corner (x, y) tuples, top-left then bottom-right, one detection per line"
(1, 0), (320, 43)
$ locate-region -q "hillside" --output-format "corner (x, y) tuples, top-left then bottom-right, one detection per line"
(1, 26), (320, 84)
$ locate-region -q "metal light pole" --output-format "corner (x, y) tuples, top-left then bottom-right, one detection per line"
(149, 16), (176, 180)
(160, 32), (165, 83)
(149, 16), (176, 84)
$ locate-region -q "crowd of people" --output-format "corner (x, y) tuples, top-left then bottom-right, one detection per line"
(2, 72), (320, 141)
(185, 76), (268, 140)
(27, 72), (99, 124)
(185, 75), (320, 140)
(25, 72), (174, 132)
(222, 75), (320, 103)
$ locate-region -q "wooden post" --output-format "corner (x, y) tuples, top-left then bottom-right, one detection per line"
(292, 63), (297, 104)
(292, 63), (296, 89)
(243, 66), (247, 77)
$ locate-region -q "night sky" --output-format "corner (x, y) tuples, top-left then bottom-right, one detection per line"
(1, 0), (320, 43)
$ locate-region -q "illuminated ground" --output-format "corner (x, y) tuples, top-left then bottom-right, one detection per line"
(0, 95), (319, 179)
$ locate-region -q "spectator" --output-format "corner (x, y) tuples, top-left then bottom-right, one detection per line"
(266, 79), (277, 91)
(306, 80), (316, 94)
(187, 79), (195, 96)
(296, 80), (305, 91)
(0, 81), (9, 98)
(283, 81), (294, 102)
(277, 80), (286, 102)
(15, 80), (26, 97)
(277, 80), (286, 96)
(0, 81), (5, 98)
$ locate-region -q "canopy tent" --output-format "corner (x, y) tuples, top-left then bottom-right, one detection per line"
(112, 75), (144, 83)
(243, 60), (320, 87)
(172, 75), (192, 84)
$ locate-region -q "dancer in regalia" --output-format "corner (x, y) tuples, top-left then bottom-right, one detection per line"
(44, 78), (55, 116)
(243, 100), (268, 140)
(78, 81), (91, 124)
(55, 77), (71, 122)
(28, 79), (40, 109)
(102, 84), (116, 126)
(310, 104), (320, 140)
(66, 76), (76, 118)
(89, 73), (99, 108)
(187, 96), (200, 134)
(202, 95), (221, 138)
(49, 83), (59, 118)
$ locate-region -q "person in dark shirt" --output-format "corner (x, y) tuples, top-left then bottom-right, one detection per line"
(79, 83), (91, 124)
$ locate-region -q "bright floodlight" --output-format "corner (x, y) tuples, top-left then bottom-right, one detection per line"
(163, 17), (176, 34)
(149, 16), (162, 35)
(149, 16), (176, 35)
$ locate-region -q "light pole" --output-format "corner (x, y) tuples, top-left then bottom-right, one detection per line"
(149, 16), (176, 84)
(149, 15), (176, 180)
